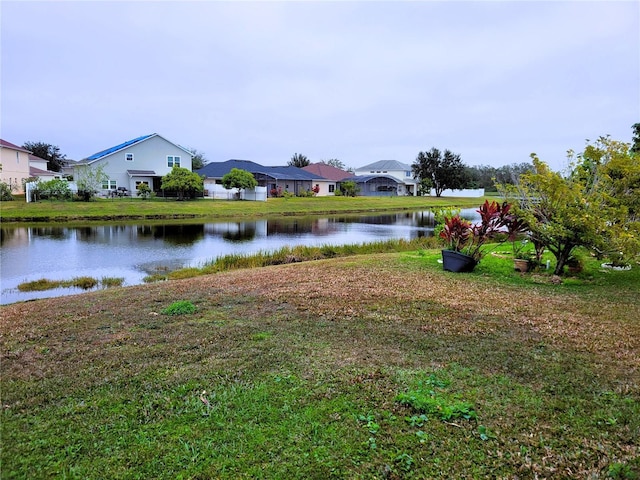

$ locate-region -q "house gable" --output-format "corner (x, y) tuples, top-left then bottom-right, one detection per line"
(1, 139), (32, 194)
(77, 133), (193, 195)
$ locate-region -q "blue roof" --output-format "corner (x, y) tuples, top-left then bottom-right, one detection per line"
(86, 134), (155, 161)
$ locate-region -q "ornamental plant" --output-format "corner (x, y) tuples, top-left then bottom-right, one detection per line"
(439, 200), (512, 262)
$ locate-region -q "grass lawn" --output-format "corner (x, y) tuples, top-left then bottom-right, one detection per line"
(1, 250), (638, 478)
(0, 195), (492, 223)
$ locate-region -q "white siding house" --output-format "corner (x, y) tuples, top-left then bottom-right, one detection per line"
(354, 160), (418, 196)
(73, 133), (193, 196)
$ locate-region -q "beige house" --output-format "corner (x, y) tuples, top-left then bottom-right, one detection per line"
(29, 154), (62, 182)
(0, 139), (31, 194)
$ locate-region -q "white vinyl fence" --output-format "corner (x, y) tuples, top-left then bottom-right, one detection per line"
(204, 185), (267, 201)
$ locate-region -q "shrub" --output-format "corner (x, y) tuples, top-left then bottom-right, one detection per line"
(0, 182), (14, 201)
(38, 179), (72, 200)
(136, 183), (153, 199)
(162, 300), (196, 315)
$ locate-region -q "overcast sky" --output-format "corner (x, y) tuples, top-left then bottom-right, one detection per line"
(1, 1), (638, 172)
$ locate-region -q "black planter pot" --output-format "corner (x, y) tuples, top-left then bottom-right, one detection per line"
(441, 250), (477, 273)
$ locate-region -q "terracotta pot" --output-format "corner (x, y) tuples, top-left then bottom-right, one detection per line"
(513, 258), (531, 273)
(441, 250), (477, 273)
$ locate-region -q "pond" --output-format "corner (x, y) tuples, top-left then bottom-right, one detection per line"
(1, 209), (479, 304)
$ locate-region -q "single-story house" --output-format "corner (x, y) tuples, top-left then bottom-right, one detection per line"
(0, 139), (31, 194)
(196, 160), (331, 198)
(72, 133), (193, 196)
(348, 174), (403, 196)
(302, 163), (355, 196)
(354, 160), (418, 196)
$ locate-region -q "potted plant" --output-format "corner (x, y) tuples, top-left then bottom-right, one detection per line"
(513, 244), (535, 272)
(503, 214), (533, 272)
(439, 200), (512, 272)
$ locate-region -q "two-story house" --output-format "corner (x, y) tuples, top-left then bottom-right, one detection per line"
(73, 133), (193, 196)
(353, 160), (418, 196)
(0, 139), (31, 194)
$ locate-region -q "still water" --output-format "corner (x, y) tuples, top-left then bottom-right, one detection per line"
(1, 209), (479, 304)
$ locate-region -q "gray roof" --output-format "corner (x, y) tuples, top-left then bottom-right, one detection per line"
(197, 160), (327, 181)
(196, 160), (263, 177)
(356, 160), (411, 171)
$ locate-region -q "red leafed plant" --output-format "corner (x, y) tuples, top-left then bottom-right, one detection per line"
(440, 200), (512, 261)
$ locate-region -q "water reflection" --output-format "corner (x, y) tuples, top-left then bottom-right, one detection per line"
(1, 209), (478, 304)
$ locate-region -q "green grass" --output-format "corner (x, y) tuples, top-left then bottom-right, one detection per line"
(2, 251), (639, 478)
(161, 300), (197, 316)
(0, 195), (489, 223)
(18, 276), (124, 292)
(17, 276), (124, 292)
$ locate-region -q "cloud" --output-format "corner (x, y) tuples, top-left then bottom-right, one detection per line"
(1, 0), (638, 170)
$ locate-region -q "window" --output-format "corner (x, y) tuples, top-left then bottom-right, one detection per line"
(16, 152), (19, 163)
(405, 171), (411, 177)
(125, 153), (134, 162)
(329, 184), (335, 193)
(102, 180), (117, 190)
(167, 155), (181, 167)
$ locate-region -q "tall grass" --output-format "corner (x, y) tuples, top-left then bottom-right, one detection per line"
(18, 276), (124, 292)
(161, 237), (441, 280)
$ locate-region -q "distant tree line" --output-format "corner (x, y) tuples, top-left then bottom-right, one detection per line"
(465, 163), (535, 191)
(411, 147), (534, 196)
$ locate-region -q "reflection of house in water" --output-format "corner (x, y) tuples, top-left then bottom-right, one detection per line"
(266, 217), (339, 236)
(0, 226), (32, 248)
(204, 221), (264, 242)
(204, 218), (339, 239)
(38, 224), (204, 245)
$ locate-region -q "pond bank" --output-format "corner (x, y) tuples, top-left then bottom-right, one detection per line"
(0, 195), (490, 223)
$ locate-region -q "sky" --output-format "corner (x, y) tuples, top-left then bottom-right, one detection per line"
(1, 0), (638, 172)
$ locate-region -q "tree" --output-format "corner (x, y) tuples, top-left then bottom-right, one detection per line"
(320, 158), (346, 170)
(189, 148), (208, 170)
(75, 164), (108, 201)
(631, 123), (640, 155)
(221, 168), (258, 198)
(340, 180), (359, 197)
(136, 183), (152, 200)
(498, 137), (640, 274)
(578, 135), (640, 264)
(161, 166), (204, 200)
(288, 153), (310, 168)
(412, 148), (468, 197)
(466, 162), (534, 192)
(23, 141), (66, 172)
